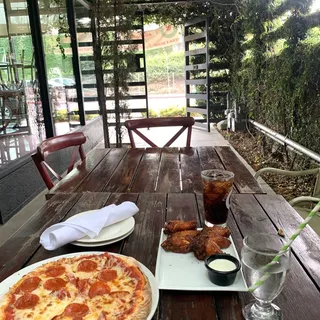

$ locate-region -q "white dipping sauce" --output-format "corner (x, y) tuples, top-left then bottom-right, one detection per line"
(208, 259), (236, 272)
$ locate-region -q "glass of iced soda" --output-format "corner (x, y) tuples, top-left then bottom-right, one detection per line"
(201, 169), (234, 226)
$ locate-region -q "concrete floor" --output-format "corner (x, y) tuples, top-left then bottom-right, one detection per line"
(0, 125), (274, 246)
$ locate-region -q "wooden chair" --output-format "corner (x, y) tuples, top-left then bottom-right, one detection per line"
(255, 167), (320, 234)
(124, 117), (195, 148)
(31, 132), (86, 190)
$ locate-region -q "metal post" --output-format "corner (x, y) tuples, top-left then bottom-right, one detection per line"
(27, 0), (55, 138)
(141, 14), (149, 118)
(67, 0), (86, 126)
(205, 17), (210, 132)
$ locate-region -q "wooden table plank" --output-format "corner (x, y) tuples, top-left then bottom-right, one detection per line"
(121, 193), (163, 320)
(47, 149), (110, 198)
(121, 193), (166, 274)
(197, 193), (245, 320)
(166, 193), (200, 224)
(76, 148), (128, 192)
(197, 146), (225, 170)
(180, 147), (202, 194)
(161, 193), (219, 320)
(103, 148), (144, 193)
(0, 193), (82, 282)
(156, 148), (181, 193)
(215, 146), (264, 194)
(255, 194), (320, 289)
(129, 148), (161, 192)
(230, 194), (320, 320)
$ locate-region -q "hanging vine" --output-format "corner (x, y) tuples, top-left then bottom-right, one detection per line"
(92, 0), (138, 147)
(50, 0), (70, 59)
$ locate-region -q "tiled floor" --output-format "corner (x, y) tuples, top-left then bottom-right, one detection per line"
(0, 125), (274, 246)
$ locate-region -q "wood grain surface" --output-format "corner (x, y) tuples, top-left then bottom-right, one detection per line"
(230, 194), (320, 320)
(129, 148), (161, 192)
(47, 149), (110, 198)
(47, 147), (264, 197)
(1, 192), (317, 319)
(103, 148), (144, 193)
(156, 148), (181, 193)
(215, 146), (264, 194)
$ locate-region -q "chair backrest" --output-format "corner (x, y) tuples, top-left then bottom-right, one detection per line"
(31, 132), (86, 190)
(124, 117), (195, 148)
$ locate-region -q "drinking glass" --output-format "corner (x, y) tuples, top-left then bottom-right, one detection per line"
(201, 169), (234, 226)
(241, 233), (291, 320)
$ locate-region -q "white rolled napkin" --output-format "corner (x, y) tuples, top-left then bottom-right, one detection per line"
(40, 201), (139, 250)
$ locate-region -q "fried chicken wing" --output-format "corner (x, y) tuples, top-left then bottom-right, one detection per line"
(161, 230), (200, 253)
(205, 234), (231, 249)
(164, 220), (197, 235)
(201, 225), (231, 238)
(161, 221), (232, 260)
(192, 235), (223, 260)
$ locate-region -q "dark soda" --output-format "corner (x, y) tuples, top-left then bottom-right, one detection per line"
(201, 170), (234, 225)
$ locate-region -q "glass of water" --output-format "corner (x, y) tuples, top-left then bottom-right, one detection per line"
(241, 233), (291, 320)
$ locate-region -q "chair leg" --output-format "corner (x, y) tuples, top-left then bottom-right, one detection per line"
(186, 127), (192, 147)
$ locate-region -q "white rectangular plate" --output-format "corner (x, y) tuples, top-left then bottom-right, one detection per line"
(155, 228), (248, 291)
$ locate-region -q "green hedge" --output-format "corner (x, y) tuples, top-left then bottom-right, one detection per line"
(232, 0), (320, 154)
(146, 48), (184, 82)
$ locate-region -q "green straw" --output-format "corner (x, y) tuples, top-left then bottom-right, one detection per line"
(248, 200), (320, 293)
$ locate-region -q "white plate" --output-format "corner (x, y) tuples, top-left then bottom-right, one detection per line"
(67, 210), (135, 243)
(0, 252), (159, 320)
(71, 226), (135, 247)
(155, 228), (248, 292)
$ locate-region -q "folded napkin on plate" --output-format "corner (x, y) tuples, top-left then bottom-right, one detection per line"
(40, 201), (139, 250)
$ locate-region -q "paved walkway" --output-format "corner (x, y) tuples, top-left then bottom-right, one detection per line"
(0, 125), (273, 246)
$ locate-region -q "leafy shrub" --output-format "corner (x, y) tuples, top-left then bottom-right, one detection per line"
(159, 106), (186, 117)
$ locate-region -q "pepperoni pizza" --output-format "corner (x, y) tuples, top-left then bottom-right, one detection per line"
(0, 252), (152, 320)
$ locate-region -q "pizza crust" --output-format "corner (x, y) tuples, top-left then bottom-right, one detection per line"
(123, 257), (152, 320)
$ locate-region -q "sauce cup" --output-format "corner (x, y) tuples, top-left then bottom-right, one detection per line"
(205, 254), (241, 286)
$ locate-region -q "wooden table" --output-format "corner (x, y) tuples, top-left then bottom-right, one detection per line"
(1, 192), (319, 320)
(47, 146), (264, 199)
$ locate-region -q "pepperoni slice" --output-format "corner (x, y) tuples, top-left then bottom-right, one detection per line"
(98, 269), (117, 282)
(63, 303), (89, 317)
(45, 265), (66, 277)
(43, 278), (67, 291)
(4, 307), (14, 320)
(15, 277), (41, 293)
(77, 260), (97, 272)
(88, 281), (110, 299)
(77, 278), (89, 293)
(14, 293), (39, 309)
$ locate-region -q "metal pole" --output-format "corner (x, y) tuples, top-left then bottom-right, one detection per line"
(141, 14), (149, 118)
(249, 119), (320, 163)
(27, 0), (55, 138)
(66, 0), (86, 126)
